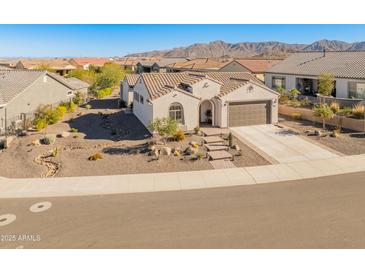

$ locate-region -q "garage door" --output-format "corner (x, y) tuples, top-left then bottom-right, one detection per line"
(228, 101), (270, 127)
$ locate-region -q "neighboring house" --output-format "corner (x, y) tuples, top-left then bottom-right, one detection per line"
(120, 74), (140, 106)
(0, 65), (13, 70)
(136, 58), (188, 74)
(166, 58), (229, 72)
(15, 59), (76, 76)
(132, 72), (279, 131)
(219, 59), (282, 82)
(117, 58), (140, 72)
(49, 73), (91, 101)
(0, 70), (75, 134)
(265, 51), (365, 100)
(69, 58), (111, 70)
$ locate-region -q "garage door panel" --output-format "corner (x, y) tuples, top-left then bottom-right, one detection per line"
(228, 101), (270, 127)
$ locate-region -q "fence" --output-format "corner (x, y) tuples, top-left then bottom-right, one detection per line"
(298, 95), (363, 108)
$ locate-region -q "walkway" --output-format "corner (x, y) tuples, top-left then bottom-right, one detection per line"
(230, 124), (339, 163)
(1, 154), (364, 198)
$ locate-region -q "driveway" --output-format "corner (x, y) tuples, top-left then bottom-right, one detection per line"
(230, 124), (339, 163)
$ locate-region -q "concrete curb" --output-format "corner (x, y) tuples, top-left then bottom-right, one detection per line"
(1, 154), (365, 198)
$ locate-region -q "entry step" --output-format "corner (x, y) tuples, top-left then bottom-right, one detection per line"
(205, 144), (229, 151)
(202, 136), (225, 144)
(207, 150), (233, 160)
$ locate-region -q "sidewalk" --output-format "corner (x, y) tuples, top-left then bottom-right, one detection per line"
(1, 154), (365, 198)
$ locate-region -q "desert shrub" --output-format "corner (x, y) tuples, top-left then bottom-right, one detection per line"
(51, 147), (60, 157)
(329, 101), (340, 113)
(42, 134), (56, 145)
(291, 113), (302, 120)
(338, 107), (353, 117)
(93, 88), (113, 99)
(59, 101), (76, 113)
(56, 105), (67, 117)
(228, 132), (233, 148)
(149, 117), (178, 143)
(88, 153), (103, 161)
(318, 72), (335, 97)
(287, 99), (302, 107)
(196, 152), (205, 160)
(288, 88), (301, 99)
(85, 104), (92, 110)
(300, 98), (312, 107)
(276, 87), (286, 95)
(70, 128), (78, 133)
(72, 91), (85, 105)
(279, 95), (290, 104)
(34, 117), (47, 131)
(352, 103), (365, 119)
(174, 129), (185, 142)
(194, 127), (200, 135)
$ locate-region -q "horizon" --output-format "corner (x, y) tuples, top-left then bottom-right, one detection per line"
(1, 24), (365, 58)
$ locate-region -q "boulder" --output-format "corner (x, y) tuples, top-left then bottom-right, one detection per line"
(233, 144), (240, 151)
(160, 146), (172, 156)
(60, 131), (70, 138)
(31, 139), (41, 146)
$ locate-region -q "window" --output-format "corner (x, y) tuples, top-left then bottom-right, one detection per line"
(169, 103), (184, 124)
(140, 95), (144, 104)
(134, 92), (139, 102)
(272, 76), (286, 89)
(348, 82), (365, 99)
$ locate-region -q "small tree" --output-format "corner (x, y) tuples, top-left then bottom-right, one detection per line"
(288, 88), (301, 99)
(313, 104), (335, 130)
(318, 72), (335, 98)
(149, 117), (178, 144)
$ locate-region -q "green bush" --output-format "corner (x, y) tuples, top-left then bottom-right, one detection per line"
(313, 104), (335, 129)
(93, 88), (113, 99)
(59, 101), (76, 113)
(70, 128), (78, 133)
(174, 130), (185, 142)
(72, 91), (85, 105)
(149, 117), (178, 143)
(34, 117), (47, 131)
(338, 107), (353, 117)
(288, 88), (301, 99)
(279, 95), (290, 104)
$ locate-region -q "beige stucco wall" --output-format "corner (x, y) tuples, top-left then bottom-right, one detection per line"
(190, 79), (221, 100)
(219, 83), (279, 128)
(152, 90), (200, 131)
(0, 74), (73, 131)
(132, 78), (153, 129)
(121, 80), (134, 106)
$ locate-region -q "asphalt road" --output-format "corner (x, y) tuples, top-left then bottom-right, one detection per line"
(1, 172), (365, 248)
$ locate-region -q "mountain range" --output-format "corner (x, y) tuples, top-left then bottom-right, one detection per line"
(126, 39), (365, 59)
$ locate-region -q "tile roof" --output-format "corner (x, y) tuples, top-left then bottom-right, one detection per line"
(71, 58), (111, 66)
(266, 51), (365, 79)
(139, 58), (188, 67)
(167, 58), (229, 71)
(0, 70), (46, 105)
(0, 70), (75, 105)
(64, 77), (90, 90)
(225, 59), (282, 73)
(17, 58), (76, 70)
(141, 72), (261, 101)
(124, 74), (140, 87)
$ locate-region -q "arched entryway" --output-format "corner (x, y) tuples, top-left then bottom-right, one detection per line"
(199, 100), (214, 126)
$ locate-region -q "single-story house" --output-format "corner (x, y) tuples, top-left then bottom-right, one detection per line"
(0, 70), (76, 134)
(117, 58), (140, 72)
(136, 58), (188, 74)
(166, 58), (229, 72)
(69, 58), (111, 70)
(132, 72), (279, 131)
(15, 58), (76, 76)
(219, 59), (282, 82)
(120, 74), (140, 106)
(265, 51), (365, 100)
(49, 74), (91, 101)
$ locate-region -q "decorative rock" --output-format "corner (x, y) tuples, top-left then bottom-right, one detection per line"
(149, 145), (156, 151)
(153, 149), (159, 157)
(190, 141), (199, 147)
(31, 139), (41, 146)
(160, 146), (172, 156)
(185, 146), (198, 155)
(314, 130), (322, 137)
(233, 144), (241, 151)
(60, 131), (70, 138)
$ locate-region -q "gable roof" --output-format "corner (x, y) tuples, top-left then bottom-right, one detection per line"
(71, 58), (111, 66)
(17, 58), (76, 70)
(167, 58), (229, 71)
(140, 72), (262, 101)
(0, 70), (74, 105)
(222, 59), (282, 73)
(64, 77), (90, 90)
(266, 51), (365, 79)
(124, 74), (140, 87)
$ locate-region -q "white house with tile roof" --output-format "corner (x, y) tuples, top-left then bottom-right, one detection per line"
(265, 51), (365, 100)
(131, 72), (279, 131)
(120, 74), (140, 106)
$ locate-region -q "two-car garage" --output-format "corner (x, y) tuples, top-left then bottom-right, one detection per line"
(227, 101), (271, 127)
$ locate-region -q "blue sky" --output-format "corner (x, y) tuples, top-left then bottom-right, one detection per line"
(1, 24), (365, 57)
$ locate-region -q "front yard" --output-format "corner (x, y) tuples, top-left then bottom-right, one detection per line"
(0, 92), (268, 178)
(280, 115), (365, 155)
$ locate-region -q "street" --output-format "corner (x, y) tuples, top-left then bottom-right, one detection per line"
(1, 172), (365, 248)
